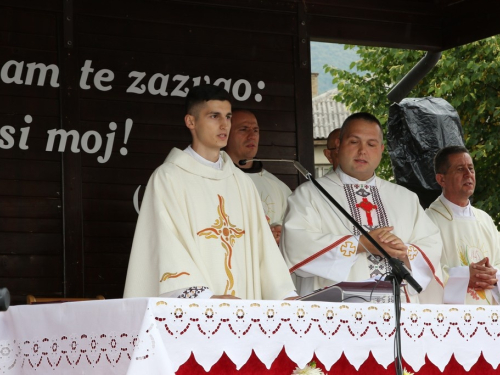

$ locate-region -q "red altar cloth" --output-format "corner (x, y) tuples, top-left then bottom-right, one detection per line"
(177, 350), (499, 374)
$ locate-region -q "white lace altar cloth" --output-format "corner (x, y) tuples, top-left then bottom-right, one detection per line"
(1, 298), (500, 374)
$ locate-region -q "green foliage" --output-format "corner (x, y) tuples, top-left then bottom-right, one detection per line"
(324, 38), (500, 227)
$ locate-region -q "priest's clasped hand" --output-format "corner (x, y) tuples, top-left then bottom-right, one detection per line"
(469, 257), (498, 290)
(358, 226), (410, 268)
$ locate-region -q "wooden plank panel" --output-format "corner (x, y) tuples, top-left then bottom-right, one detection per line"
(85, 284), (124, 299)
(82, 166), (153, 185)
(78, 47), (294, 83)
(80, 99), (183, 124)
(0, 6), (59, 35)
(0, 254), (62, 277)
(77, 0), (297, 35)
(259, 131), (296, 147)
(0, 233), (62, 254)
(84, 221), (136, 238)
(0, 197), (61, 218)
(0, 45), (58, 62)
(0, 180), (60, 197)
(86, 252), (130, 268)
(83, 182), (146, 201)
(85, 266), (127, 285)
(81, 151), (167, 170)
(0, 96), (59, 117)
(0, 1), (61, 13)
(78, 87), (294, 114)
(0, 277), (62, 296)
(0, 115), (64, 138)
(0, 217), (62, 232)
(77, 14), (294, 51)
(80, 121), (190, 142)
(306, 1), (440, 24)
(83, 199), (141, 222)
(84, 236), (133, 254)
(309, 14), (442, 51)
(78, 33), (293, 64)
(0, 159), (60, 181)
(0, 142), (61, 162)
(82, 139), (189, 158)
(0, 31), (57, 50)
(0, 78), (59, 98)
(442, 0), (500, 49)
(78, 75), (294, 102)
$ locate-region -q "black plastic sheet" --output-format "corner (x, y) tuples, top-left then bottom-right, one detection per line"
(387, 97), (464, 191)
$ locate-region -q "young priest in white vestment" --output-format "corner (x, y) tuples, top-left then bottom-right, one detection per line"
(123, 84), (296, 300)
(426, 146), (500, 305)
(281, 112), (444, 303)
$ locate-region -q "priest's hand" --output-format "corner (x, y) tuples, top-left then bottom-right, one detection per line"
(270, 224), (282, 245)
(210, 294), (241, 299)
(469, 257), (498, 290)
(358, 227), (410, 267)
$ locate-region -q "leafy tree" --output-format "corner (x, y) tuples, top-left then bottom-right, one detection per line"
(325, 37), (500, 227)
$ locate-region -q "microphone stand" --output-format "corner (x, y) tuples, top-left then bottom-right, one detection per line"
(241, 158), (420, 375)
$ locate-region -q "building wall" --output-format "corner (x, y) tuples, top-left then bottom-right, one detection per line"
(0, 0), (314, 304)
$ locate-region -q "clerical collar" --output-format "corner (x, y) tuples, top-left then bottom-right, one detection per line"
(183, 145), (223, 170)
(335, 166), (376, 186)
(235, 160), (263, 174)
(439, 193), (474, 218)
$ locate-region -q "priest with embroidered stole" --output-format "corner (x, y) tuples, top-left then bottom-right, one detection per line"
(426, 146), (500, 305)
(281, 112), (443, 303)
(123, 84), (296, 300)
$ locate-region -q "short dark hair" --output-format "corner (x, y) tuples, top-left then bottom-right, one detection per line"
(339, 112), (383, 141)
(185, 84), (232, 116)
(434, 145), (470, 174)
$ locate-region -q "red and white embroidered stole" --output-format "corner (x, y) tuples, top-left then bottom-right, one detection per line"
(343, 183), (391, 279)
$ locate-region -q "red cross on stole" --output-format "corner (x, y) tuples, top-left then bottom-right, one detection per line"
(356, 197), (378, 226)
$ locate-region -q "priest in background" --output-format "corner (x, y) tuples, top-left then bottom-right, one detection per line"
(281, 112), (443, 303)
(124, 84), (296, 301)
(426, 146), (500, 305)
(224, 109), (292, 245)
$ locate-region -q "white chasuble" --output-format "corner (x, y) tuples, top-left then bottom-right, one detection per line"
(123, 148), (295, 300)
(247, 169), (292, 226)
(281, 170), (444, 303)
(426, 198), (500, 305)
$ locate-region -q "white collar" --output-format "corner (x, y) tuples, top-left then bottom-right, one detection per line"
(183, 145), (223, 170)
(440, 193), (474, 218)
(335, 166), (376, 186)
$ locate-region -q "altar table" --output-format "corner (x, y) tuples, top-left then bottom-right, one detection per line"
(1, 298), (500, 374)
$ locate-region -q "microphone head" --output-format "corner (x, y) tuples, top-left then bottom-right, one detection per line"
(238, 159), (248, 166)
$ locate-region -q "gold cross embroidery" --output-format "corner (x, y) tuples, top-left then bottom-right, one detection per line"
(407, 245), (418, 261)
(197, 195), (245, 296)
(340, 241), (356, 257)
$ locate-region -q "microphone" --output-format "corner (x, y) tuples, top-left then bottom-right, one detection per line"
(0, 288), (10, 312)
(239, 159), (312, 179)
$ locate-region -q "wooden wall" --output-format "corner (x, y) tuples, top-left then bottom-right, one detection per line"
(0, 0), (313, 304)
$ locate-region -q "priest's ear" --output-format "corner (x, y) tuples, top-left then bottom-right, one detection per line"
(185, 114), (196, 130)
(435, 173), (446, 189)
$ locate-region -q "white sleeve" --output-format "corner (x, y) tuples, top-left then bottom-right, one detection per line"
(295, 236), (360, 282)
(443, 266), (469, 304)
(406, 244), (441, 296)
